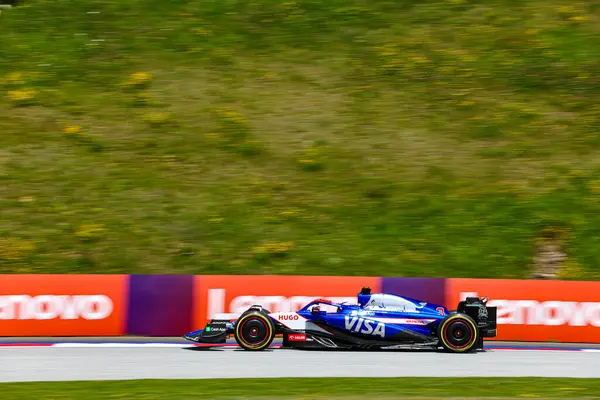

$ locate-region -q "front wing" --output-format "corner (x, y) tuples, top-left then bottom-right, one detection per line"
(183, 320), (234, 344)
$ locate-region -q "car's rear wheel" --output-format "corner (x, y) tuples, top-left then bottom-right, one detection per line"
(437, 313), (479, 353)
(234, 310), (275, 351)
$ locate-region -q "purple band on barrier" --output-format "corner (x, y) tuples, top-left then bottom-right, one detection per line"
(381, 277), (447, 307)
(127, 274), (194, 336)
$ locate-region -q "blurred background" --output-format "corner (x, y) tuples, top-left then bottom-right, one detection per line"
(1, 0), (599, 280)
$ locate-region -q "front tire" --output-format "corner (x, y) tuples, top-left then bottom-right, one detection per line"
(437, 313), (479, 353)
(234, 311), (275, 351)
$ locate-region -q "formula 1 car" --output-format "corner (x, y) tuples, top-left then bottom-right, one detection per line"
(183, 287), (497, 353)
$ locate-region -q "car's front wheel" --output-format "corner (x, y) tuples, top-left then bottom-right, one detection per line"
(234, 310), (275, 351)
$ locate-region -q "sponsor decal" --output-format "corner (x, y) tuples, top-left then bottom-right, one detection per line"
(447, 278), (600, 343)
(366, 317), (436, 325)
(0, 295), (113, 321)
(350, 310), (375, 316)
(397, 318), (433, 325)
(344, 316), (386, 337)
(288, 334), (306, 342)
(436, 307), (446, 316)
(366, 305), (413, 312)
(477, 305), (488, 320)
(277, 313), (300, 321)
(269, 312), (307, 329)
(0, 275), (127, 336)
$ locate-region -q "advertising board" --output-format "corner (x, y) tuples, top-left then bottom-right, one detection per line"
(446, 278), (600, 343)
(0, 274), (128, 336)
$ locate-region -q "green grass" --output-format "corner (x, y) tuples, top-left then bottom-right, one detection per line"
(1, 378), (599, 400)
(1, 0), (600, 278)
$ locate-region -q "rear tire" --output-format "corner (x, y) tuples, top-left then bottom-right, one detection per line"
(234, 310), (275, 351)
(437, 313), (479, 353)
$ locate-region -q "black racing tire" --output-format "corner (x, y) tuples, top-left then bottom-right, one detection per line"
(437, 313), (479, 353)
(234, 310), (275, 351)
(243, 305), (272, 317)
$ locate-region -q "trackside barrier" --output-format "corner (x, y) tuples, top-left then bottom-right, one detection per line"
(0, 274), (598, 342)
(446, 278), (600, 343)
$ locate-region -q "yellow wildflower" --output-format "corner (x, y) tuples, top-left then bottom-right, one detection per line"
(130, 72), (152, 84)
(0, 237), (36, 260)
(569, 15), (588, 22)
(252, 241), (293, 256)
(63, 125), (82, 135)
(557, 6), (576, 14)
(252, 246), (267, 254)
(75, 223), (105, 239)
(143, 112), (171, 126)
(8, 89), (36, 102)
(588, 180), (600, 194)
(411, 56), (429, 64)
(6, 72), (25, 85)
(124, 72), (152, 89)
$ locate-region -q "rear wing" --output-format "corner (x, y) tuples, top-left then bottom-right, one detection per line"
(457, 296), (497, 338)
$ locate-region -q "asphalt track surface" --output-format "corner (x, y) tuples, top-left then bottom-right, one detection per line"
(1, 338), (600, 382)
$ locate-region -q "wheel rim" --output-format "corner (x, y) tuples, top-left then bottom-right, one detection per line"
(443, 319), (474, 349)
(239, 316), (270, 347)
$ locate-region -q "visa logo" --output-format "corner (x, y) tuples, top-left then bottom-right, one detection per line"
(344, 316), (385, 337)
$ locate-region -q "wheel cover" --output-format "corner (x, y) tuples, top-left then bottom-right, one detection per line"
(238, 316), (271, 347)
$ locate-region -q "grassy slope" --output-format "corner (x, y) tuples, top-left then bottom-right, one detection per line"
(1, 378), (600, 400)
(1, 0), (600, 278)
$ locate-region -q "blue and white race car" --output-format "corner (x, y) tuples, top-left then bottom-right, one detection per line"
(183, 287), (497, 353)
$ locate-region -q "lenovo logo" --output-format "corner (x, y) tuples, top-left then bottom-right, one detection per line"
(0, 295), (114, 320)
(207, 289), (355, 320)
(460, 292), (600, 327)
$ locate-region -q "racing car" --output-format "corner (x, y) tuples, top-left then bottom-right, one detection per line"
(183, 287), (497, 353)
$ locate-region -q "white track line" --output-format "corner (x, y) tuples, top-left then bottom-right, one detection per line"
(51, 343), (191, 348)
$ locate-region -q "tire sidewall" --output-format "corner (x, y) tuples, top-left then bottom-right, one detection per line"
(234, 311), (275, 351)
(437, 313), (479, 353)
